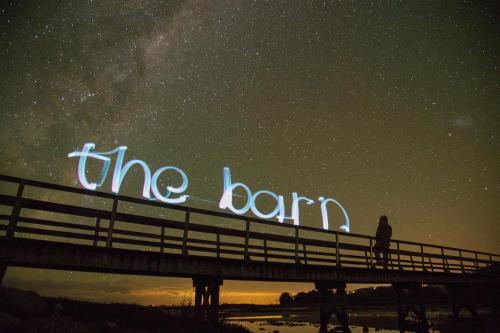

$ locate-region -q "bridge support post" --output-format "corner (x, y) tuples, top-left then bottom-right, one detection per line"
(490, 284), (500, 316)
(193, 276), (223, 322)
(447, 284), (478, 320)
(314, 281), (350, 333)
(491, 287), (499, 317)
(393, 283), (428, 333)
(0, 264), (6, 285)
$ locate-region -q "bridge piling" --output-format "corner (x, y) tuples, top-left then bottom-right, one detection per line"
(393, 283), (429, 333)
(0, 264), (6, 285)
(315, 281), (350, 333)
(192, 277), (223, 322)
(447, 283), (478, 320)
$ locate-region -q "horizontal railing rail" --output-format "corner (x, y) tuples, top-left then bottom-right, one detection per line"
(0, 174), (499, 276)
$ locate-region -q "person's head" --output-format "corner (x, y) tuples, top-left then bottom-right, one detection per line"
(379, 215), (388, 225)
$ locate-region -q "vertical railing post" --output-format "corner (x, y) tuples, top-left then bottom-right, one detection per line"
(369, 238), (373, 268)
(459, 250), (464, 273)
(160, 225), (165, 253)
(396, 241), (401, 269)
(441, 247), (446, 272)
(106, 196), (118, 248)
(294, 227), (299, 263)
(93, 217), (100, 246)
(263, 238), (268, 262)
(364, 250), (370, 269)
(474, 252), (479, 271)
(302, 243), (308, 265)
(420, 244), (425, 271)
(216, 232), (220, 259)
(182, 209), (190, 255)
(6, 180), (25, 239)
(428, 256), (434, 272)
(244, 218), (250, 260)
(335, 233), (340, 267)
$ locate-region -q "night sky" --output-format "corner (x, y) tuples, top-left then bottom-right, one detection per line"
(1, 1), (499, 305)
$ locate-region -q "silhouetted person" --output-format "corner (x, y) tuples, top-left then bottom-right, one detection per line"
(373, 215), (392, 269)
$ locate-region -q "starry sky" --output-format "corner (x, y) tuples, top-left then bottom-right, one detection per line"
(0, 0), (499, 305)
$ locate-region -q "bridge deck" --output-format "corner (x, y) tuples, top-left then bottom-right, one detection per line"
(0, 174), (499, 285)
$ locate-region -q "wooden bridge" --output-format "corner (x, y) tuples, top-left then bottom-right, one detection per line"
(0, 174), (498, 333)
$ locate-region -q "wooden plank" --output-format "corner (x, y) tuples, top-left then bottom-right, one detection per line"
(3, 196), (112, 220)
(18, 216), (99, 233)
(14, 226), (101, 243)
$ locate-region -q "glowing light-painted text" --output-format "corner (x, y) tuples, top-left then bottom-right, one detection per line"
(68, 143), (350, 232)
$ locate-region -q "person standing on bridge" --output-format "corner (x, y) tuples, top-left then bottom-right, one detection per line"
(373, 215), (392, 269)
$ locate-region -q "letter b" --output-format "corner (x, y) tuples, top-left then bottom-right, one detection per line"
(219, 167), (252, 215)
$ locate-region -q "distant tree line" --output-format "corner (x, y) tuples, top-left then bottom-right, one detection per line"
(279, 290), (335, 306)
(278, 285), (492, 306)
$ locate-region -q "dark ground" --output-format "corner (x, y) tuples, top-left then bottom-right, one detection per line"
(0, 286), (250, 333)
(1, 286), (499, 333)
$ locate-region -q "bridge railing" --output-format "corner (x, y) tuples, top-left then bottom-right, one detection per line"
(0, 174), (498, 275)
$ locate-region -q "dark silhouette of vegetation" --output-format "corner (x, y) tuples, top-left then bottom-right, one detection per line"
(42, 297), (251, 333)
(279, 285), (493, 306)
(278, 292), (293, 306)
(0, 286), (250, 333)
